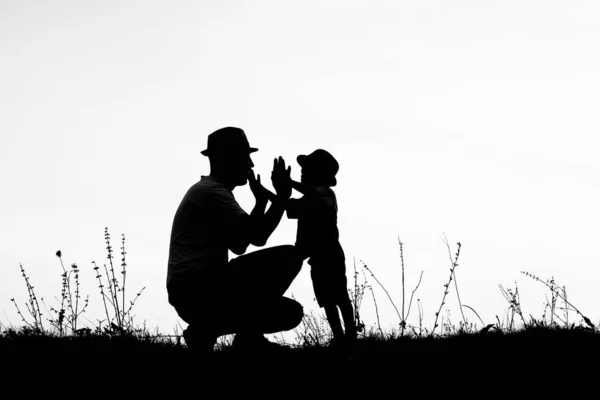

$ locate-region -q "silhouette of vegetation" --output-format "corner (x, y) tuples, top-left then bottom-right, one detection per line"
(3, 230), (599, 364)
(8, 228), (145, 337)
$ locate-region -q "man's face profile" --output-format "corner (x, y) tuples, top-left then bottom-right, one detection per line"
(213, 148), (253, 187)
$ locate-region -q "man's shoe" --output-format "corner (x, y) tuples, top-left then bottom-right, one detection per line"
(183, 325), (217, 353)
(232, 334), (290, 353)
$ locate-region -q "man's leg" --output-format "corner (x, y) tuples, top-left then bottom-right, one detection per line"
(219, 296), (304, 336)
(225, 245), (304, 347)
(175, 245), (303, 350)
(169, 270), (237, 352)
(228, 244), (303, 299)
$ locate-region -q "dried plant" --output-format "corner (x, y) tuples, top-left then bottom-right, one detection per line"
(350, 258), (367, 335)
(521, 271), (594, 330)
(397, 237), (424, 337)
(443, 235), (466, 325)
(368, 285), (383, 336)
(45, 251), (90, 335)
(10, 263), (44, 333)
(361, 261), (402, 324)
(292, 310), (331, 347)
(499, 282), (526, 332)
(432, 240), (462, 336)
(412, 298), (426, 337)
(92, 228), (145, 333)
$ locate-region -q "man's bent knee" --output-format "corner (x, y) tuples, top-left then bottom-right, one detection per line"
(290, 300), (304, 327)
(281, 244), (303, 274)
(279, 298), (304, 332)
(265, 244), (303, 275)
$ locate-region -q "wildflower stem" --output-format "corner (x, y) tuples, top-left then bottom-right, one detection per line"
(521, 271), (594, 329)
(462, 304), (485, 326)
(406, 271), (423, 321)
(369, 286), (382, 336)
(361, 261), (402, 323)
(399, 237), (406, 336)
(432, 239), (462, 336)
(56, 252), (75, 328)
(93, 261), (112, 326)
(121, 233), (127, 325)
(105, 227), (122, 327)
(444, 235), (466, 325)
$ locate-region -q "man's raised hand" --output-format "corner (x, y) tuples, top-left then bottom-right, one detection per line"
(248, 169), (276, 204)
(271, 156), (292, 200)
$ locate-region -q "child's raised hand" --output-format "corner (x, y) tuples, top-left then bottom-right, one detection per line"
(271, 156), (292, 200)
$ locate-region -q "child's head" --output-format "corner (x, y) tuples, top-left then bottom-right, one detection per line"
(297, 149), (339, 187)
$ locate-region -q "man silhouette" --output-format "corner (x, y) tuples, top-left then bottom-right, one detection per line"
(167, 127), (304, 352)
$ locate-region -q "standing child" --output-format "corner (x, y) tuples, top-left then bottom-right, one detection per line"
(285, 149), (356, 348)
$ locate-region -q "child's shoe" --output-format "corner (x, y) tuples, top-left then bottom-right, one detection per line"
(329, 336), (347, 352)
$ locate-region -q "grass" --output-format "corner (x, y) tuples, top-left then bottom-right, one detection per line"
(3, 229), (600, 380)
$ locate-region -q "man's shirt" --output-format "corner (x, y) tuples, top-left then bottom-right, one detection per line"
(167, 175), (247, 290)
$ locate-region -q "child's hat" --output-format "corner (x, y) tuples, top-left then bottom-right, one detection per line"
(297, 149), (339, 186)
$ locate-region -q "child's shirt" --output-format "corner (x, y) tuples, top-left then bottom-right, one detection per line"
(286, 186), (345, 263)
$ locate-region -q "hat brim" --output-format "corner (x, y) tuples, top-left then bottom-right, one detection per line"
(201, 147), (258, 156)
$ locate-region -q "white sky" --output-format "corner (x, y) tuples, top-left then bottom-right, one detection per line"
(2, 0), (600, 338)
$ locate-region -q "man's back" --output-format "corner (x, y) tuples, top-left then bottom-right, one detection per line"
(167, 175), (247, 290)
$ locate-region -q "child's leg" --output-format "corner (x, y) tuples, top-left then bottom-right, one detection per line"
(323, 305), (344, 339)
(338, 295), (356, 339)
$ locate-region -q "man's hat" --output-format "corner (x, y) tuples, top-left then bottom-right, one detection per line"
(297, 149), (339, 186)
(201, 127), (258, 156)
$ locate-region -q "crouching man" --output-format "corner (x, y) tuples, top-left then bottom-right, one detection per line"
(167, 127), (304, 352)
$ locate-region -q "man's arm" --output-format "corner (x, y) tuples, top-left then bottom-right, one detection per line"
(246, 195), (288, 247)
(228, 196), (287, 253)
(251, 198), (268, 219)
(229, 157), (292, 251)
(247, 197), (268, 247)
(250, 181), (303, 222)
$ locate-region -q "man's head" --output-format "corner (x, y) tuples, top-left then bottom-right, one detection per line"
(202, 127), (258, 188)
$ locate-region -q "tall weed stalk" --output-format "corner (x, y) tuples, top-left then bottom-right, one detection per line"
(93, 227), (145, 333)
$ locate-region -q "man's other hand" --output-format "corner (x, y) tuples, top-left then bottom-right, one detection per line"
(248, 170), (275, 204)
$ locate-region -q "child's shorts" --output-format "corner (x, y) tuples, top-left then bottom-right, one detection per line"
(309, 256), (349, 308)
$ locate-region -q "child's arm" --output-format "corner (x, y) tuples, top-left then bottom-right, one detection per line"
(291, 179), (317, 196)
(259, 181), (302, 219)
(263, 182), (310, 203)
(263, 187), (278, 203)
(284, 180), (305, 220)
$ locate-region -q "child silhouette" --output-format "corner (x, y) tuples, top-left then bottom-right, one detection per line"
(285, 149), (356, 348)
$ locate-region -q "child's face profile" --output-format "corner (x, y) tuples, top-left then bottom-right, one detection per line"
(300, 166), (314, 184)
(300, 165), (319, 185)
